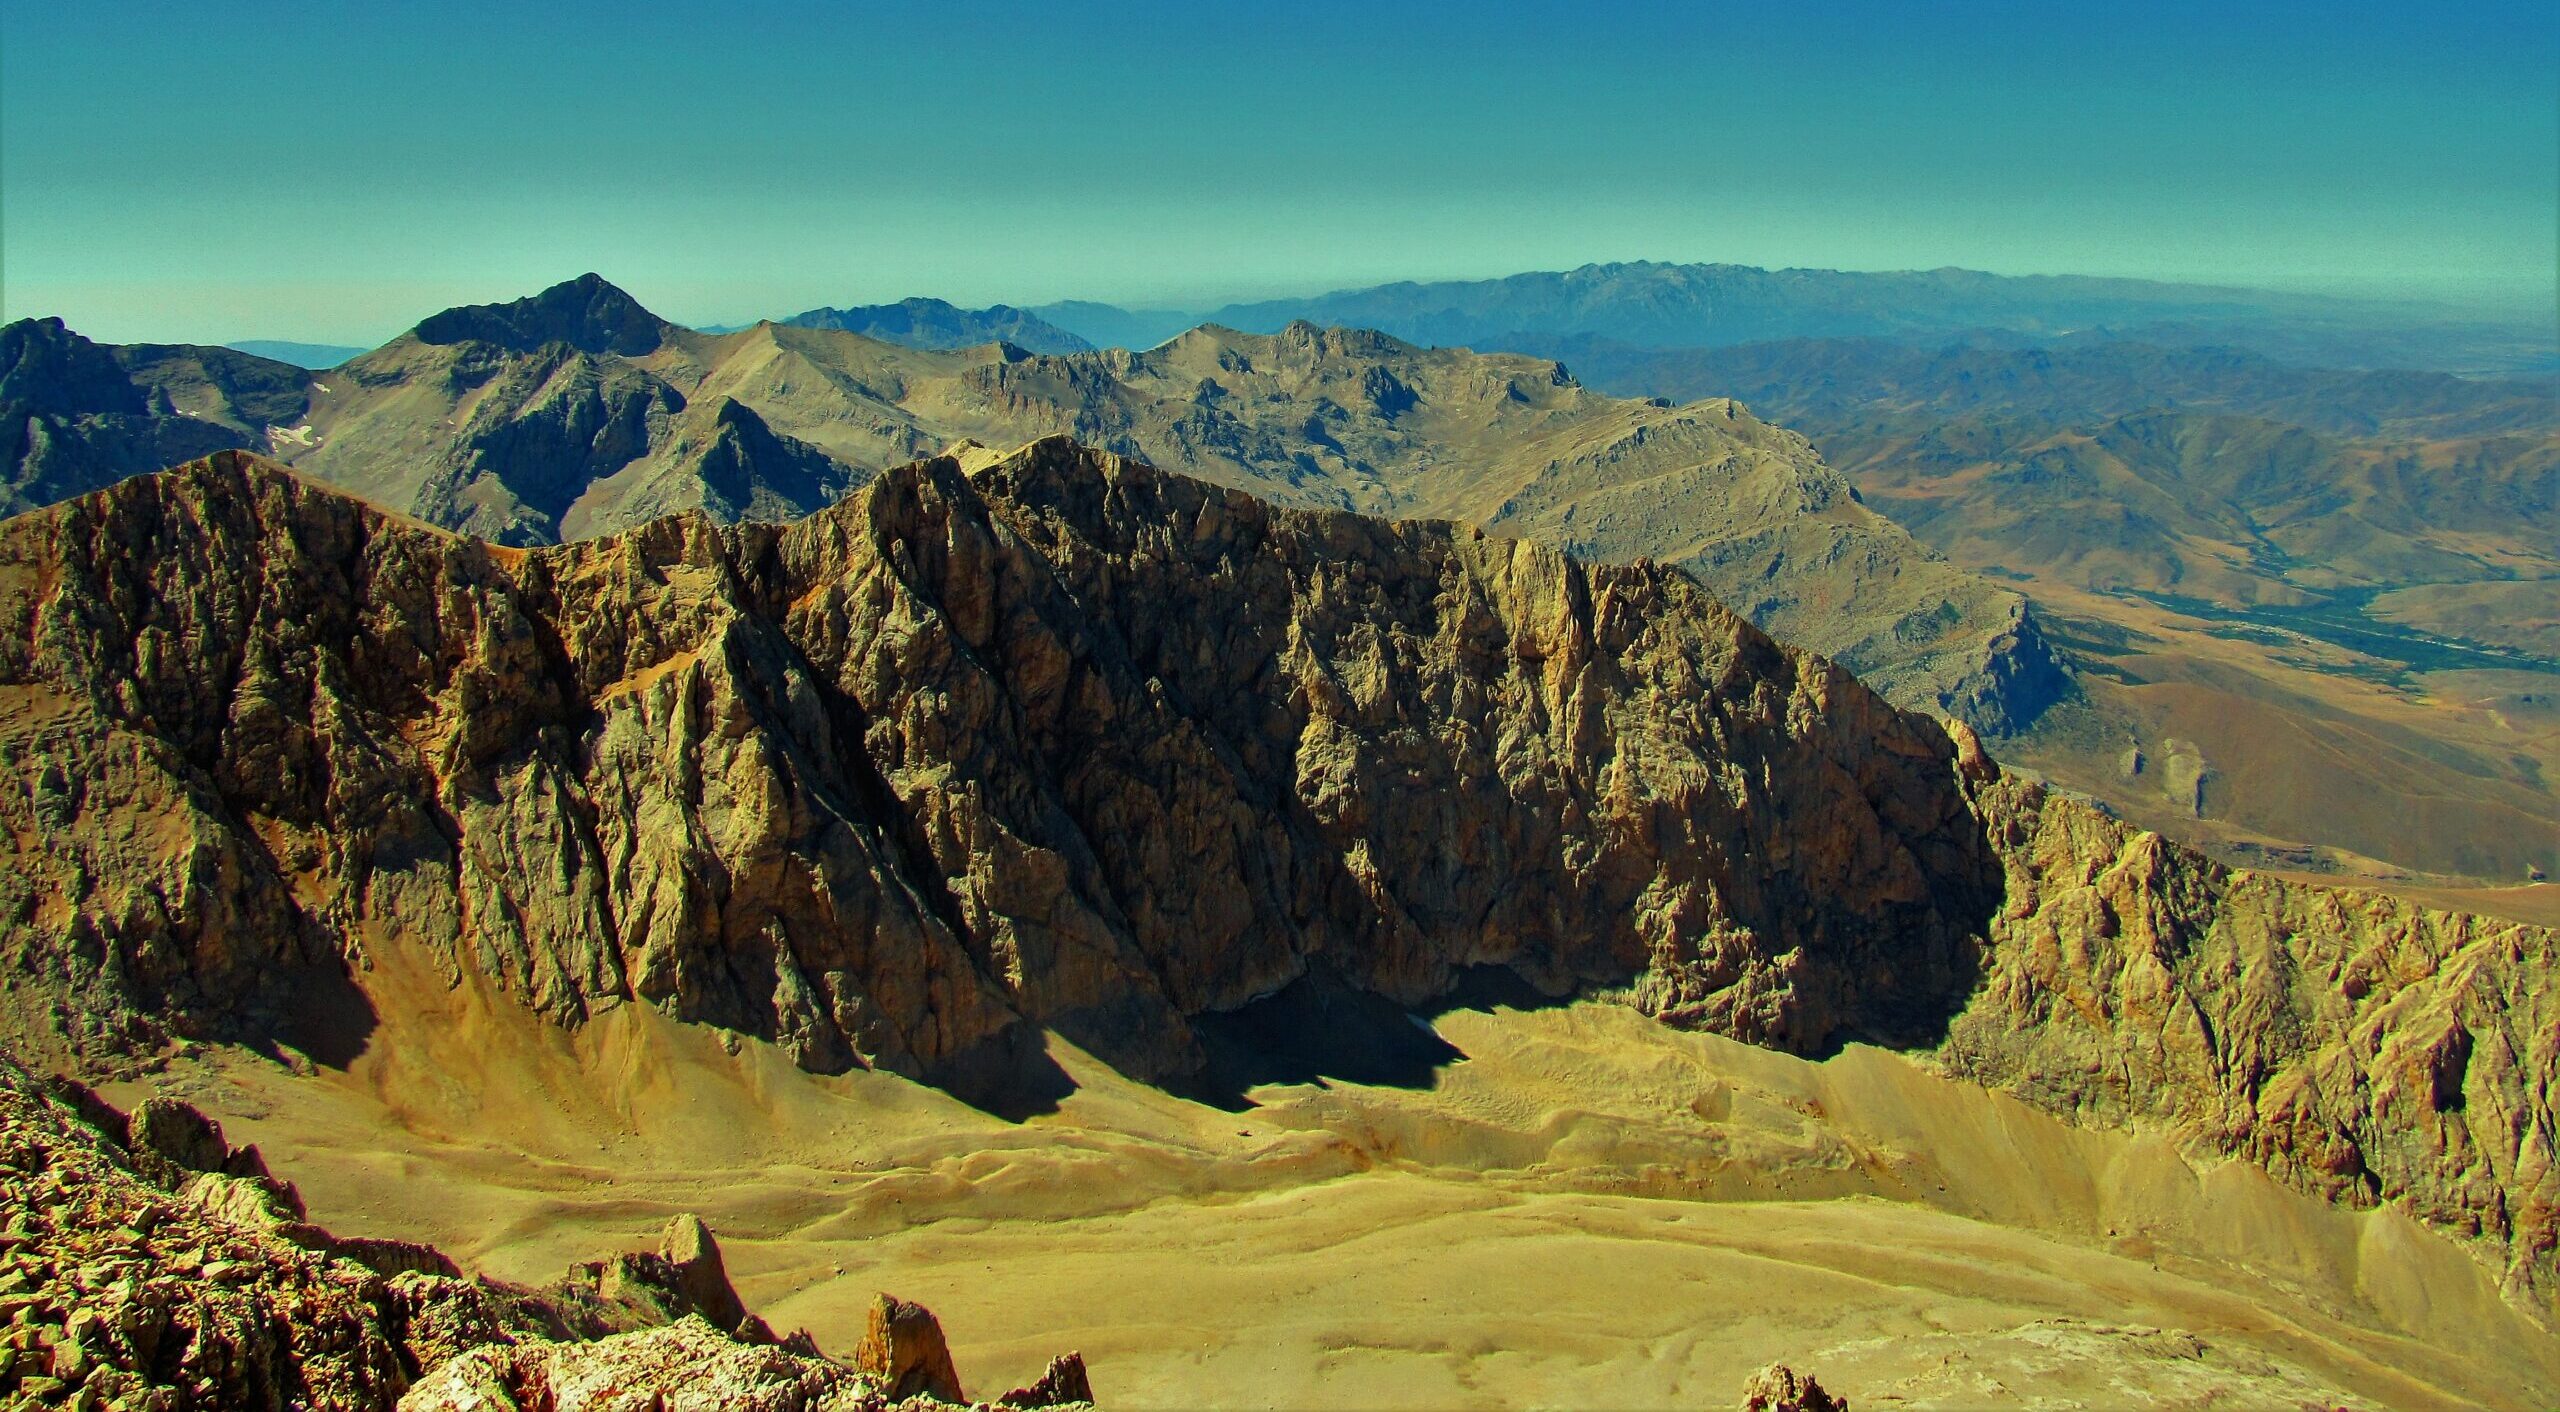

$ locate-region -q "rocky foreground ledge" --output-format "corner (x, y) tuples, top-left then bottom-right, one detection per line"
(0, 1055), (1091, 1410)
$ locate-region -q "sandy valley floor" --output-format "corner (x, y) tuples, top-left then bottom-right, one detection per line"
(112, 945), (2560, 1410)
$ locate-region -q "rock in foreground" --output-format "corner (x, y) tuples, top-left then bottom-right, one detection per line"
(0, 1055), (1085, 1410)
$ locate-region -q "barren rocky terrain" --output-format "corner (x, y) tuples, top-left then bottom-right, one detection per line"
(0, 280), (2063, 733)
(0, 441), (2551, 1407)
(1530, 333), (2560, 886)
(0, 1050), (1090, 1408)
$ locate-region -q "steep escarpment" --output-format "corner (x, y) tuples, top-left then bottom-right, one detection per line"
(1947, 764), (2559, 1300)
(0, 442), (1999, 1095)
(0, 441), (2551, 1302)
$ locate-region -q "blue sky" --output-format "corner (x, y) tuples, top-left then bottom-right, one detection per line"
(5, 0), (2553, 344)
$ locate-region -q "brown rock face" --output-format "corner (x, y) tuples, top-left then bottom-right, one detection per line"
(1741, 1362), (1849, 1412)
(853, 1295), (965, 1404)
(0, 442), (1998, 1096)
(659, 1213), (748, 1334)
(1946, 769), (2560, 1301)
(0, 442), (2553, 1299)
(999, 1353), (1093, 1409)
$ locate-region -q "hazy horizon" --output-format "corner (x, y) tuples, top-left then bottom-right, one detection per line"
(12, 257), (2555, 355)
(6, 0), (2553, 347)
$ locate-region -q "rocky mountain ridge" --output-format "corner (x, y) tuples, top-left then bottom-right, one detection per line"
(0, 444), (2548, 1306)
(0, 278), (2066, 731)
(0, 318), (311, 518)
(780, 299), (1094, 356)
(1188, 261), (2552, 373)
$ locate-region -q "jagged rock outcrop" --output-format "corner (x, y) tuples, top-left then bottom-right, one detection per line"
(999, 1355), (1093, 1409)
(854, 1296), (965, 1403)
(0, 442), (2000, 1094)
(0, 442), (2551, 1303)
(1740, 1363), (1848, 1412)
(1944, 758), (2560, 1301)
(0, 1057), (1079, 1409)
(0, 1055), (550, 1407)
(400, 1319), (891, 1412)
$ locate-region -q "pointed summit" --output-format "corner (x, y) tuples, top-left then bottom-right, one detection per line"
(412, 273), (672, 356)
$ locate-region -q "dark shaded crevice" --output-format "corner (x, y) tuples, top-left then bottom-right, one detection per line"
(1173, 962), (1582, 1113)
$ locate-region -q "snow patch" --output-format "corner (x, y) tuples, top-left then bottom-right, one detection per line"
(266, 424), (317, 449)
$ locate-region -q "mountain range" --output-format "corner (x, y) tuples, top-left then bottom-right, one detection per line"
(9, 263), (2560, 1405)
(779, 297), (1094, 355)
(5, 443), (2553, 1372)
(1016, 262), (2552, 374)
(1509, 332), (2559, 880)
(224, 339), (369, 369)
(11, 271), (2551, 879)
(0, 275), (2064, 733)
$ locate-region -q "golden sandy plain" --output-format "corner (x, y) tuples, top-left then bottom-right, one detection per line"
(101, 927), (2560, 1412)
(1999, 579), (2559, 903)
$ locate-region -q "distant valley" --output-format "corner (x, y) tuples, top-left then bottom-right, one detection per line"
(1542, 333), (2559, 881)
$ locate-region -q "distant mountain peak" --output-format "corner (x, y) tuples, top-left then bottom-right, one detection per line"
(412, 273), (672, 356)
(779, 298), (1093, 355)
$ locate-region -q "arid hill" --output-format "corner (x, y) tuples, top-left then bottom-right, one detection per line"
(1, 444), (2549, 1307)
(0, 278), (2065, 731)
(1536, 333), (2560, 883)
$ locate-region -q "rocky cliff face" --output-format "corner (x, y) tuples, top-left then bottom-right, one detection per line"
(0, 442), (1998, 1094)
(0, 443), (2549, 1302)
(1946, 765), (2558, 1300)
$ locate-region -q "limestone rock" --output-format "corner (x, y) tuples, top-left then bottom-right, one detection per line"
(1742, 1362), (1848, 1412)
(854, 1295), (964, 1404)
(1941, 772), (2560, 1301)
(659, 1212), (748, 1334)
(127, 1097), (234, 1175)
(398, 1318), (885, 1412)
(999, 1353), (1093, 1408)
(0, 1050), (1073, 1410)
